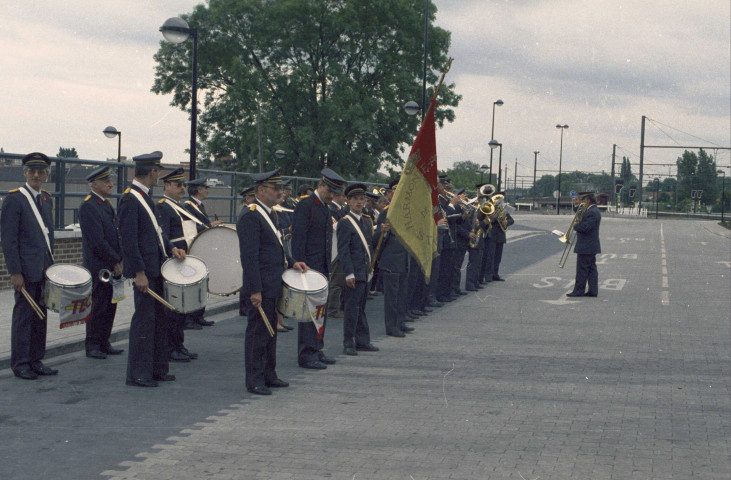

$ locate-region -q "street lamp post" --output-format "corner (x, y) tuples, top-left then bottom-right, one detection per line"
(489, 99), (503, 183)
(533, 151), (539, 210)
(478, 164), (489, 184)
(497, 143), (503, 191)
(719, 169), (726, 222)
(654, 177), (660, 219)
(103, 126), (124, 194)
(488, 140), (499, 186)
(555, 124), (569, 214)
(160, 17), (199, 179)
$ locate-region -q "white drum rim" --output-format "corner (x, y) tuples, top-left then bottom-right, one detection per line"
(45, 264), (92, 287)
(161, 255), (209, 287)
(281, 268), (328, 295)
(188, 225), (237, 251)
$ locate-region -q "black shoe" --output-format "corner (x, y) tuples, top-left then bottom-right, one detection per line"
(86, 349), (107, 359)
(466, 286), (478, 292)
(388, 331), (406, 338)
(401, 325), (415, 333)
(320, 355), (336, 365)
(478, 281), (488, 286)
(266, 378), (289, 388)
(248, 385), (272, 395)
(406, 313), (419, 320)
(492, 276), (505, 281)
(277, 327), (289, 333)
(179, 347), (198, 359)
(456, 290), (468, 296)
(14, 368), (38, 380)
(483, 279), (492, 284)
(421, 306), (434, 313)
(31, 363), (58, 376)
(153, 374), (176, 381)
(427, 300), (444, 308)
(101, 345), (124, 355)
(197, 318), (215, 326)
(169, 351), (191, 362)
(356, 344), (380, 352)
(585, 293), (598, 297)
(566, 291), (585, 297)
(343, 346), (358, 356)
(184, 322), (203, 330)
(300, 361), (328, 370)
(415, 309), (429, 316)
(283, 325), (294, 331)
(126, 378), (158, 387)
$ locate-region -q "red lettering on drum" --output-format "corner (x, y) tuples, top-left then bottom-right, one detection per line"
(314, 304), (326, 320)
(66, 297), (92, 315)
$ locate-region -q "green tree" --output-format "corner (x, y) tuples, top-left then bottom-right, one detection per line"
(57, 147), (79, 158)
(152, 0), (460, 178)
(676, 149), (717, 205)
(442, 160), (482, 192)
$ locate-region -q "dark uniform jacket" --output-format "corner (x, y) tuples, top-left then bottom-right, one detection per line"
(454, 206), (473, 249)
(573, 204), (601, 254)
(79, 192), (122, 278)
(117, 184), (173, 278)
(291, 192), (332, 274)
(336, 212), (373, 283)
(157, 197), (188, 251)
(183, 197), (211, 233)
(330, 202), (346, 222)
(373, 207), (409, 273)
(488, 213), (515, 243)
(438, 195), (457, 248)
(237, 201), (290, 298)
(0, 186), (54, 282)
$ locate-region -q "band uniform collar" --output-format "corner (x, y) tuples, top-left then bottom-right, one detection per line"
(132, 179), (150, 195)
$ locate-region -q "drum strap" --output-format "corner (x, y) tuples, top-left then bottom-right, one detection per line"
(345, 214), (371, 264)
(19, 187), (54, 262)
(184, 200), (206, 219)
(163, 198), (201, 246)
(130, 189), (167, 255)
(165, 199), (204, 225)
(256, 206), (283, 248)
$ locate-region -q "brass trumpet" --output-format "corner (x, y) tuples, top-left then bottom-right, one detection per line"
(444, 190), (478, 213)
(273, 204), (294, 213)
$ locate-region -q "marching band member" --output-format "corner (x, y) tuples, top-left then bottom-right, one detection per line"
(237, 169), (306, 395)
(451, 188), (472, 297)
(79, 166), (124, 360)
(484, 192), (514, 282)
(465, 185), (490, 291)
(327, 189), (347, 319)
(291, 168), (346, 369)
(1, 152), (57, 380)
(436, 176), (459, 302)
(157, 168), (198, 362)
(118, 152), (185, 387)
(337, 183), (379, 355)
(566, 192), (601, 298)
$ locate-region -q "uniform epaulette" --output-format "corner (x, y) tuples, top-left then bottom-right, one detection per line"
(158, 198), (166, 204)
(298, 195), (309, 200)
(383, 205), (389, 210)
(185, 200), (195, 205)
(362, 213), (372, 219)
(9, 188), (19, 193)
(42, 189), (52, 196)
(123, 187), (131, 194)
(249, 204), (257, 211)
(84, 194), (91, 201)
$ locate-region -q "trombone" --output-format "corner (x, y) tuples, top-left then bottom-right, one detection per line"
(557, 201), (589, 268)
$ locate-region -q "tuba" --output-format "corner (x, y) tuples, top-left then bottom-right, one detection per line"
(469, 202), (495, 248)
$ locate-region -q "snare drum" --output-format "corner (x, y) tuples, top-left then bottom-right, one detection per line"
(161, 256), (209, 313)
(277, 268), (329, 321)
(189, 225), (242, 296)
(44, 264), (92, 313)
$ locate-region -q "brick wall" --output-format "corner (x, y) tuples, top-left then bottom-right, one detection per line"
(0, 232), (83, 289)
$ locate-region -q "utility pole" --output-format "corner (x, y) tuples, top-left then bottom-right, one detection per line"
(611, 144), (616, 206)
(533, 151), (539, 210)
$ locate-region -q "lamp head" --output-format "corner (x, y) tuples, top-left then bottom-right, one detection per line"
(160, 17), (191, 44)
(103, 126), (120, 138)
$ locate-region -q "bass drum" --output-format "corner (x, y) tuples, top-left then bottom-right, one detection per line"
(189, 225), (242, 296)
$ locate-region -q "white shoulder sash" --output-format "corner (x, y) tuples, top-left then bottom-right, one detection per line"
(255, 206), (283, 247)
(345, 215), (371, 263)
(19, 187), (54, 261)
(130, 189), (167, 255)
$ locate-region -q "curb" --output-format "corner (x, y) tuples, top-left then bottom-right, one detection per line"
(0, 299), (239, 371)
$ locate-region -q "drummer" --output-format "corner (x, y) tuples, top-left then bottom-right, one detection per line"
(79, 166), (124, 360)
(157, 168), (199, 363)
(237, 168), (307, 395)
(118, 151), (186, 387)
(0, 152), (58, 380)
(290, 168), (346, 369)
(183, 177), (221, 328)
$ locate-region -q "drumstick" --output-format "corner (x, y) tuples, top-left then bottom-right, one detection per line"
(21, 287), (45, 320)
(257, 306), (276, 337)
(133, 282), (177, 310)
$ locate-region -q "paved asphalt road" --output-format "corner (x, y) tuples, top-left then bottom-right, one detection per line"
(1, 214), (729, 479)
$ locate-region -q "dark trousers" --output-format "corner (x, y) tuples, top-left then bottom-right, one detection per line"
(493, 242), (505, 278)
(11, 280), (47, 372)
(479, 236), (491, 282)
(86, 278), (117, 351)
(407, 258), (427, 311)
(244, 296), (278, 389)
(126, 275), (168, 382)
(483, 238), (497, 281)
(573, 254), (598, 295)
(343, 280), (370, 347)
(466, 247), (483, 289)
(452, 243), (468, 293)
(437, 247), (455, 299)
(166, 311), (186, 355)
(428, 232), (445, 300)
(382, 269), (408, 335)
(327, 261), (344, 315)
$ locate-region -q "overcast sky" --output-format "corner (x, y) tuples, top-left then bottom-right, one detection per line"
(1, 0), (729, 185)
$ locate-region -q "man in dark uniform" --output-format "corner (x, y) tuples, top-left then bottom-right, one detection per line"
(451, 188), (471, 296)
(237, 169), (306, 395)
(327, 188), (347, 319)
(118, 152), (186, 387)
(485, 193), (514, 282)
(1, 152), (57, 380)
(79, 166), (124, 359)
(436, 177), (459, 302)
(157, 168), (199, 362)
(374, 179), (414, 337)
(567, 192), (602, 297)
(184, 177), (222, 328)
(238, 185), (257, 317)
(291, 168), (345, 369)
(337, 183), (379, 355)
(465, 190), (491, 291)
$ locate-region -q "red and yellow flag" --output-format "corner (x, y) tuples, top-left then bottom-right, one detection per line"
(387, 97), (440, 282)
